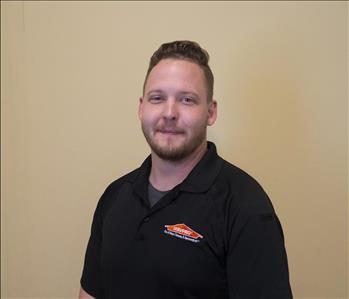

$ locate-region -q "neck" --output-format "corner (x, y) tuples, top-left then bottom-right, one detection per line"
(149, 141), (207, 191)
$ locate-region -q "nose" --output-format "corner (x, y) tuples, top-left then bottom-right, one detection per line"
(163, 98), (178, 121)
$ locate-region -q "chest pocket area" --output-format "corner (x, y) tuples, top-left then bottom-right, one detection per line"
(142, 223), (225, 291)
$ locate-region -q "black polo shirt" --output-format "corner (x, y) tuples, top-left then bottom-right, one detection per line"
(81, 142), (293, 299)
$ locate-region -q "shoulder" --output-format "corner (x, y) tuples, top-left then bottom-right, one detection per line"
(218, 159), (264, 192)
(214, 158), (275, 216)
(94, 167), (141, 216)
(105, 167), (140, 195)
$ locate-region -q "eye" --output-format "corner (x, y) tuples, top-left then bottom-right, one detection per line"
(182, 96), (195, 105)
(148, 95), (164, 103)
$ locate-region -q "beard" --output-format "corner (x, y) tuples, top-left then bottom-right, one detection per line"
(141, 122), (207, 162)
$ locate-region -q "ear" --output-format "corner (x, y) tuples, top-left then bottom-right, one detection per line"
(207, 99), (217, 126)
(138, 97), (144, 120)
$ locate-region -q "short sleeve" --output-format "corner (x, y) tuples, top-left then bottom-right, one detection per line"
(80, 187), (111, 298)
(226, 212), (293, 298)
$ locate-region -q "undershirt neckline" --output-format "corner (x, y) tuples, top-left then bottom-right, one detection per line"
(148, 182), (170, 207)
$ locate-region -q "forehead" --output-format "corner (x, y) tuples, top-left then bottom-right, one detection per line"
(145, 59), (206, 95)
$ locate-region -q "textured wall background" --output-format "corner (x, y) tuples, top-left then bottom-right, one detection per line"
(1, 1), (348, 298)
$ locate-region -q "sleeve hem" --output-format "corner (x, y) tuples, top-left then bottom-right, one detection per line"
(80, 277), (101, 298)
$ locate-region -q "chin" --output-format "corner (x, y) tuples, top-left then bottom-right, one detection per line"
(154, 148), (189, 161)
(152, 139), (205, 162)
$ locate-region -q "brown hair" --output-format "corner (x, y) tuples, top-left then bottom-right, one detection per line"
(143, 40), (214, 101)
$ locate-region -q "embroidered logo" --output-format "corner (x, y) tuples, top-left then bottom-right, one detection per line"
(164, 223), (203, 243)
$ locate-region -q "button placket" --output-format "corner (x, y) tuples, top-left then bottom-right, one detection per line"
(135, 215), (151, 241)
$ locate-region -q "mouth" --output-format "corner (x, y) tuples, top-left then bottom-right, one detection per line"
(158, 131), (182, 135)
(157, 128), (184, 135)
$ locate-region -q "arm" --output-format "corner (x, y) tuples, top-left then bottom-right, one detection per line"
(79, 287), (96, 299)
(226, 213), (293, 298)
(80, 185), (114, 299)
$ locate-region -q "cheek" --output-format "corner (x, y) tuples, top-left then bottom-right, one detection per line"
(140, 107), (154, 122)
(141, 116), (154, 129)
(141, 110), (160, 130)
(182, 111), (208, 128)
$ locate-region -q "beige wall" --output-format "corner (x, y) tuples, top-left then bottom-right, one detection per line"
(1, 1), (347, 298)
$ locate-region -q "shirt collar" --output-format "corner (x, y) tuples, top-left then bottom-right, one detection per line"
(179, 141), (223, 193)
(132, 141), (224, 200)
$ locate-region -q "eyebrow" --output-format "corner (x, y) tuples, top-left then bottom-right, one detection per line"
(146, 90), (164, 97)
(178, 91), (199, 98)
(146, 90), (200, 98)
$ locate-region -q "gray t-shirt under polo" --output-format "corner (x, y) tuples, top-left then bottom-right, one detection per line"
(148, 183), (169, 207)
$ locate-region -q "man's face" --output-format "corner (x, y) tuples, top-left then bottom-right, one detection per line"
(139, 59), (217, 161)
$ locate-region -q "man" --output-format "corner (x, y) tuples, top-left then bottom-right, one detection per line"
(79, 40), (293, 299)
